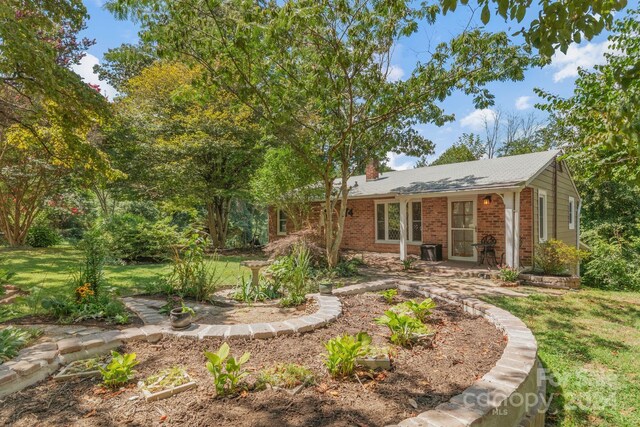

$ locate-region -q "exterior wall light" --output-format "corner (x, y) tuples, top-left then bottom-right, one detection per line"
(483, 195), (492, 205)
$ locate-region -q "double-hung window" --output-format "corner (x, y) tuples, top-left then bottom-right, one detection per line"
(375, 201), (422, 243)
(568, 196), (575, 230)
(277, 209), (287, 235)
(538, 190), (548, 242)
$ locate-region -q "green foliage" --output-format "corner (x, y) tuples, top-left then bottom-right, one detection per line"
(379, 289), (398, 304)
(324, 332), (372, 378)
(538, 10), (640, 183)
(268, 244), (312, 306)
(16, 286), (45, 315)
(98, 351), (139, 388)
(25, 224), (61, 248)
(232, 276), (281, 303)
(0, 327), (42, 363)
(498, 265), (520, 282)
(257, 363), (315, 390)
(0, 257), (15, 292)
(376, 310), (429, 347)
(204, 343), (250, 396)
(441, 0), (624, 57)
(425, 133), (483, 167)
(402, 258), (416, 271)
(581, 226), (640, 292)
(102, 213), (179, 262)
(73, 227), (107, 296)
(166, 234), (224, 301)
(534, 239), (588, 276)
(331, 258), (364, 278)
(396, 299), (437, 322)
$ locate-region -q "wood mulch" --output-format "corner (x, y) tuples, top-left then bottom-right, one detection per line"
(0, 291), (506, 427)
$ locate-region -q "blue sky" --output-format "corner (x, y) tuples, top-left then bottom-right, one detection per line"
(75, 1), (624, 168)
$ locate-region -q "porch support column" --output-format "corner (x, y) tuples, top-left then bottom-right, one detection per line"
(399, 199), (407, 261)
(504, 191), (520, 268)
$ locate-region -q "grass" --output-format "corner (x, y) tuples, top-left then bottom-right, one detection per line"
(484, 288), (640, 427)
(0, 245), (252, 320)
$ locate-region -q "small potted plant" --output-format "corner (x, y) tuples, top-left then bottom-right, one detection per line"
(170, 303), (195, 330)
(318, 278), (333, 295)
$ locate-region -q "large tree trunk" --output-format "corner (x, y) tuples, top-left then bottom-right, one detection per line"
(206, 196), (232, 249)
(323, 165), (350, 268)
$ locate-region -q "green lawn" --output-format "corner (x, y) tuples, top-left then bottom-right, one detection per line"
(484, 289), (640, 427)
(1, 245), (250, 297)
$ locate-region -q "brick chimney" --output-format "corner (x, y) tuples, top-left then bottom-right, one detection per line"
(365, 159), (380, 181)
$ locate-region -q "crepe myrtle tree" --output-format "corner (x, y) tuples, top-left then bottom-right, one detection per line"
(106, 0), (537, 266)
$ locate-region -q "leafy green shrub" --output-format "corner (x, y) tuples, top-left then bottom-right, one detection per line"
(73, 227), (107, 296)
(396, 298), (437, 322)
(534, 239), (588, 275)
(98, 351), (139, 388)
(376, 310), (430, 347)
(498, 265), (520, 282)
(324, 332), (371, 378)
(379, 289), (397, 304)
(268, 243), (312, 306)
(232, 276), (282, 303)
(334, 258), (363, 277)
(0, 327), (42, 363)
(0, 257), (15, 294)
(582, 229), (640, 291)
(402, 257), (416, 271)
(166, 234), (224, 300)
(257, 363), (315, 390)
(103, 213), (179, 262)
(26, 224), (60, 248)
(204, 342), (250, 396)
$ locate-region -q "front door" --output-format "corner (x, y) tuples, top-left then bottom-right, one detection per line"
(449, 199), (476, 261)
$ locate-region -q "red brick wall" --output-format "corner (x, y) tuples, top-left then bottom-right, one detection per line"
(268, 192), (534, 264)
(340, 198), (421, 254)
(476, 194), (506, 263)
(421, 197), (448, 259)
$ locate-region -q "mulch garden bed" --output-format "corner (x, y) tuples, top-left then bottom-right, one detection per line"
(0, 291), (506, 427)
(3, 311), (144, 329)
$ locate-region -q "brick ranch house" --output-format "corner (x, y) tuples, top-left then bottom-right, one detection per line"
(268, 150), (581, 269)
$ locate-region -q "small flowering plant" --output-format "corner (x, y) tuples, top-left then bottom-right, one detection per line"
(498, 265), (520, 283)
(75, 283), (95, 302)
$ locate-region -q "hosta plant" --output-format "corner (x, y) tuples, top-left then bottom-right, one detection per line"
(379, 288), (397, 304)
(397, 298), (437, 322)
(376, 310), (430, 347)
(324, 332), (371, 378)
(204, 343), (250, 396)
(98, 351), (139, 388)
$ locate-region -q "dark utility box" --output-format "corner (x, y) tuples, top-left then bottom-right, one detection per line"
(420, 244), (443, 261)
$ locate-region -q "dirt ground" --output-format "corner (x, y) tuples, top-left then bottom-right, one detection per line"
(0, 291), (506, 427)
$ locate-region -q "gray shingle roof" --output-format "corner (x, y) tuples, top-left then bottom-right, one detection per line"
(346, 149), (561, 197)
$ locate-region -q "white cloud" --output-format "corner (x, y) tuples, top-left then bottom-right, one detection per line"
(460, 108), (495, 131)
(387, 65), (405, 82)
(515, 95), (532, 110)
(550, 41), (610, 82)
(387, 152), (414, 171)
(71, 53), (117, 100)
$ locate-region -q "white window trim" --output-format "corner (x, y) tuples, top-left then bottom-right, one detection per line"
(568, 196), (575, 230)
(375, 200), (422, 245)
(276, 209), (287, 236)
(447, 196), (477, 262)
(538, 190), (548, 242)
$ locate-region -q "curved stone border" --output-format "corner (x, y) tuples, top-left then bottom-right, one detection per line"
(0, 294), (341, 398)
(334, 279), (546, 427)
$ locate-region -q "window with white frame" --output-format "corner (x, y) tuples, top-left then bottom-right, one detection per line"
(277, 209), (287, 235)
(375, 201), (422, 243)
(538, 190), (548, 242)
(568, 196), (575, 230)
